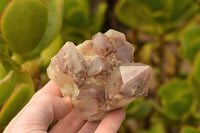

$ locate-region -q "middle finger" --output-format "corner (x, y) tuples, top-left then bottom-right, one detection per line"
(49, 109), (86, 133)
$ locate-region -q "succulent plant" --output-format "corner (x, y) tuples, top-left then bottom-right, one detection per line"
(0, 0), (63, 59)
(115, 0), (199, 36)
(179, 19), (200, 63)
(139, 123), (165, 133)
(0, 43), (11, 58)
(181, 125), (200, 133)
(61, 0), (107, 44)
(158, 79), (195, 121)
(148, 51), (200, 129)
(40, 34), (64, 68)
(125, 98), (152, 119)
(188, 51), (200, 118)
(0, 55), (34, 130)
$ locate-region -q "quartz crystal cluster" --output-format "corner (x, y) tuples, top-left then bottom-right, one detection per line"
(47, 29), (152, 121)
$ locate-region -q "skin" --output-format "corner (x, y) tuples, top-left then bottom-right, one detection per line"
(3, 80), (125, 133)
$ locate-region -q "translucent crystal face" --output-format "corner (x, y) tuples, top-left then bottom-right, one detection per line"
(47, 29), (152, 121)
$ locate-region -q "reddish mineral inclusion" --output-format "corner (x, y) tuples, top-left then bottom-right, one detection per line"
(47, 29), (152, 121)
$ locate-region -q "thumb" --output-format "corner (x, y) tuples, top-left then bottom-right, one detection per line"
(4, 95), (72, 133)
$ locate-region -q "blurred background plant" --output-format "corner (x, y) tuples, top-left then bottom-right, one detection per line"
(61, 0), (107, 44)
(0, 0), (200, 132)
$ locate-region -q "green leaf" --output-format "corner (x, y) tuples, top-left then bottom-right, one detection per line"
(64, 0), (90, 16)
(90, 2), (107, 34)
(0, 62), (6, 80)
(136, 0), (164, 11)
(149, 123), (165, 133)
(28, 0), (63, 58)
(17, 72), (34, 90)
(40, 34), (63, 67)
(0, 33), (5, 44)
(179, 24), (200, 62)
(181, 126), (200, 133)
(61, 0), (106, 44)
(115, 0), (143, 28)
(65, 7), (88, 27)
(0, 83), (34, 130)
(115, 0), (198, 35)
(63, 0), (90, 27)
(62, 0), (91, 39)
(63, 0), (79, 13)
(0, 71), (17, 107)
(180, 24), (200, 48)
(0, 0), (11, 18)
(126, 98), (152, 119)
(192, 51), (200, 84)
(139, 122), (165, 133)
(188, 74), (200, 118)
(139, 131), (149, 133)
(188, 52), (200, 118)
(0, 55), (15, 73)
(114, 0), (164, 35)
(169, 0), (191, 20)
(158, 79), (194, 120)
(0, 55), (34, 108)
(1, 0), (48, 56)
(61, 26), (90, 44)
(0, 44), (10, 57)
(165, 93), (193, 117)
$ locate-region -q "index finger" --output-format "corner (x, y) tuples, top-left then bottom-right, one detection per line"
(36, 80), (62, 97)
(19, 80), (63, 113)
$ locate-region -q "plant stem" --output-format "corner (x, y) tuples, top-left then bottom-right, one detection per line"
(131, 29), (139, 44)
(12, 53), (25, 64)
(157, 35), (165, 84)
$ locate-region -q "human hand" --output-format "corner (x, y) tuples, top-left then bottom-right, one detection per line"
(4, 80), (125, 133)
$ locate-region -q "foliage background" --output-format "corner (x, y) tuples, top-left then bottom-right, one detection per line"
(0, 0), (200, 132)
